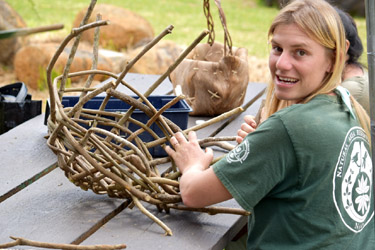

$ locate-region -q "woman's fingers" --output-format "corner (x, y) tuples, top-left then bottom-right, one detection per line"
(241, 123), (254, 133)
(188, 130), (197, 142)
(165, 131), (211, 174)
(236, 136), (244, 144)
(170, 136), (179, 149)
(236, 115), (258, 144)
(244, 115), (257, 129)
(175, 131), (187, 142)
(165, 145), (175, 156)
(237, 129), (247, 138)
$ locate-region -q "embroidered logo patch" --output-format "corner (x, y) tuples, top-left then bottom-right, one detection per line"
(333, 127), (373, 233)
(226, 140), (250, 163)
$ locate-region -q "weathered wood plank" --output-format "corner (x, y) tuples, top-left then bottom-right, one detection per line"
(0, 168), (124, 244)
(0, 155), (246, 249)
(81, 200), (246, 250)
(0, 73), (265, 249)
(0, 114), (56, 199)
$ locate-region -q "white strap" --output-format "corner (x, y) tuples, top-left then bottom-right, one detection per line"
(336, 86), (356, 120)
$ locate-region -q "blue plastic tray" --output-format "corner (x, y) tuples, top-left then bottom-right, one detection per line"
(45, 95), (192, 157)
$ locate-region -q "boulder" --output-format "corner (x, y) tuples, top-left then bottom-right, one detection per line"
(0, 0), (27, 64)
(13, 42), (113, 90)
(248, 55), (269, 83)
(73, 4), (154, 51)
(123, 40), (184, 75)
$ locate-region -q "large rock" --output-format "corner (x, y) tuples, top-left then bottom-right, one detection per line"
(122, 40), (184, 75)
(248, 55), (269, 83)
(73, 4), (154, 51)
(0, 0), (27, 65)
(13, 42), (113, 90)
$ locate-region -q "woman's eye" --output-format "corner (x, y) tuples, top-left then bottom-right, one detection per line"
(272, 46), (282, 53)
(296, 50), (306, 56)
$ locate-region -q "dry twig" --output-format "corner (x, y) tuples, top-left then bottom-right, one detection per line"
(0, 236), (126, 249)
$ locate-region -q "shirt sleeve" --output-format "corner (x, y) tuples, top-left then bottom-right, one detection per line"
(213, 115), (297, 211)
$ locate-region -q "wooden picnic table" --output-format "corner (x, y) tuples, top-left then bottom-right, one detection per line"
(0, 73), (266, 250)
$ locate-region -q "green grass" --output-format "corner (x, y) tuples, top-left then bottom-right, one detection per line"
(7, 0), (368, 63)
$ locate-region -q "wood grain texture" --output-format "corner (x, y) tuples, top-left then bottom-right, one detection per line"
(0, 73), (265, 249)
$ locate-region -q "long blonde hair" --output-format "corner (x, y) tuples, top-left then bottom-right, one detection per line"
(262, 0), (370, 139)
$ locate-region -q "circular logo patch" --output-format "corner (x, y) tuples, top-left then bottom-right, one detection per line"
(226, 140), (250, 164)
(333, 127), (373, 233)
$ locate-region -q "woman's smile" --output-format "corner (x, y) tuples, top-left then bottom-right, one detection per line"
(276, 75), (299, 86)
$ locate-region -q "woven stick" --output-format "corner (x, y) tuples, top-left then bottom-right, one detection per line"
(131, 195), (173, 236)
(46, 20), (109, 123)
(167, 204), (250, 216)
(59, 0), (98, 99)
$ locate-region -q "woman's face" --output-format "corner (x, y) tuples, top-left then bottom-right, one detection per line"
(269, 23), (333, 102)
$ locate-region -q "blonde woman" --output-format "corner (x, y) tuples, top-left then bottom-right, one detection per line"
(236, 7), (370, 145)
(166, 0), (374, 249)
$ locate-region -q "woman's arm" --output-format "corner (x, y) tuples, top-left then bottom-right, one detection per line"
(165, 131), (232, 207)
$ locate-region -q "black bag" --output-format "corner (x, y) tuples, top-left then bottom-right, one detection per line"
(0, 82), (42, 134)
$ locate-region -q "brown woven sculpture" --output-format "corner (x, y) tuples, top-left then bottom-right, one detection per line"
(45, 0), (249, 236)
(169, 0), (249, 116)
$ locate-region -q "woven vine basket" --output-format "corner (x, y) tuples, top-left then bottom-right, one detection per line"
(45, 1), (249, 236)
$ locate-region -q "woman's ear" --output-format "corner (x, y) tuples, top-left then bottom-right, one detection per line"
(326, 53), (335, 73)
(345, 39), (350, 54)
(345, 39), (350, 61)
(325, 45), (345, 73)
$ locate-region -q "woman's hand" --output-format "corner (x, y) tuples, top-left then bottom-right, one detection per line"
(165, 131), (213, 174)
(165, 131), (231, 207)
(236, 115), (258, 144)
